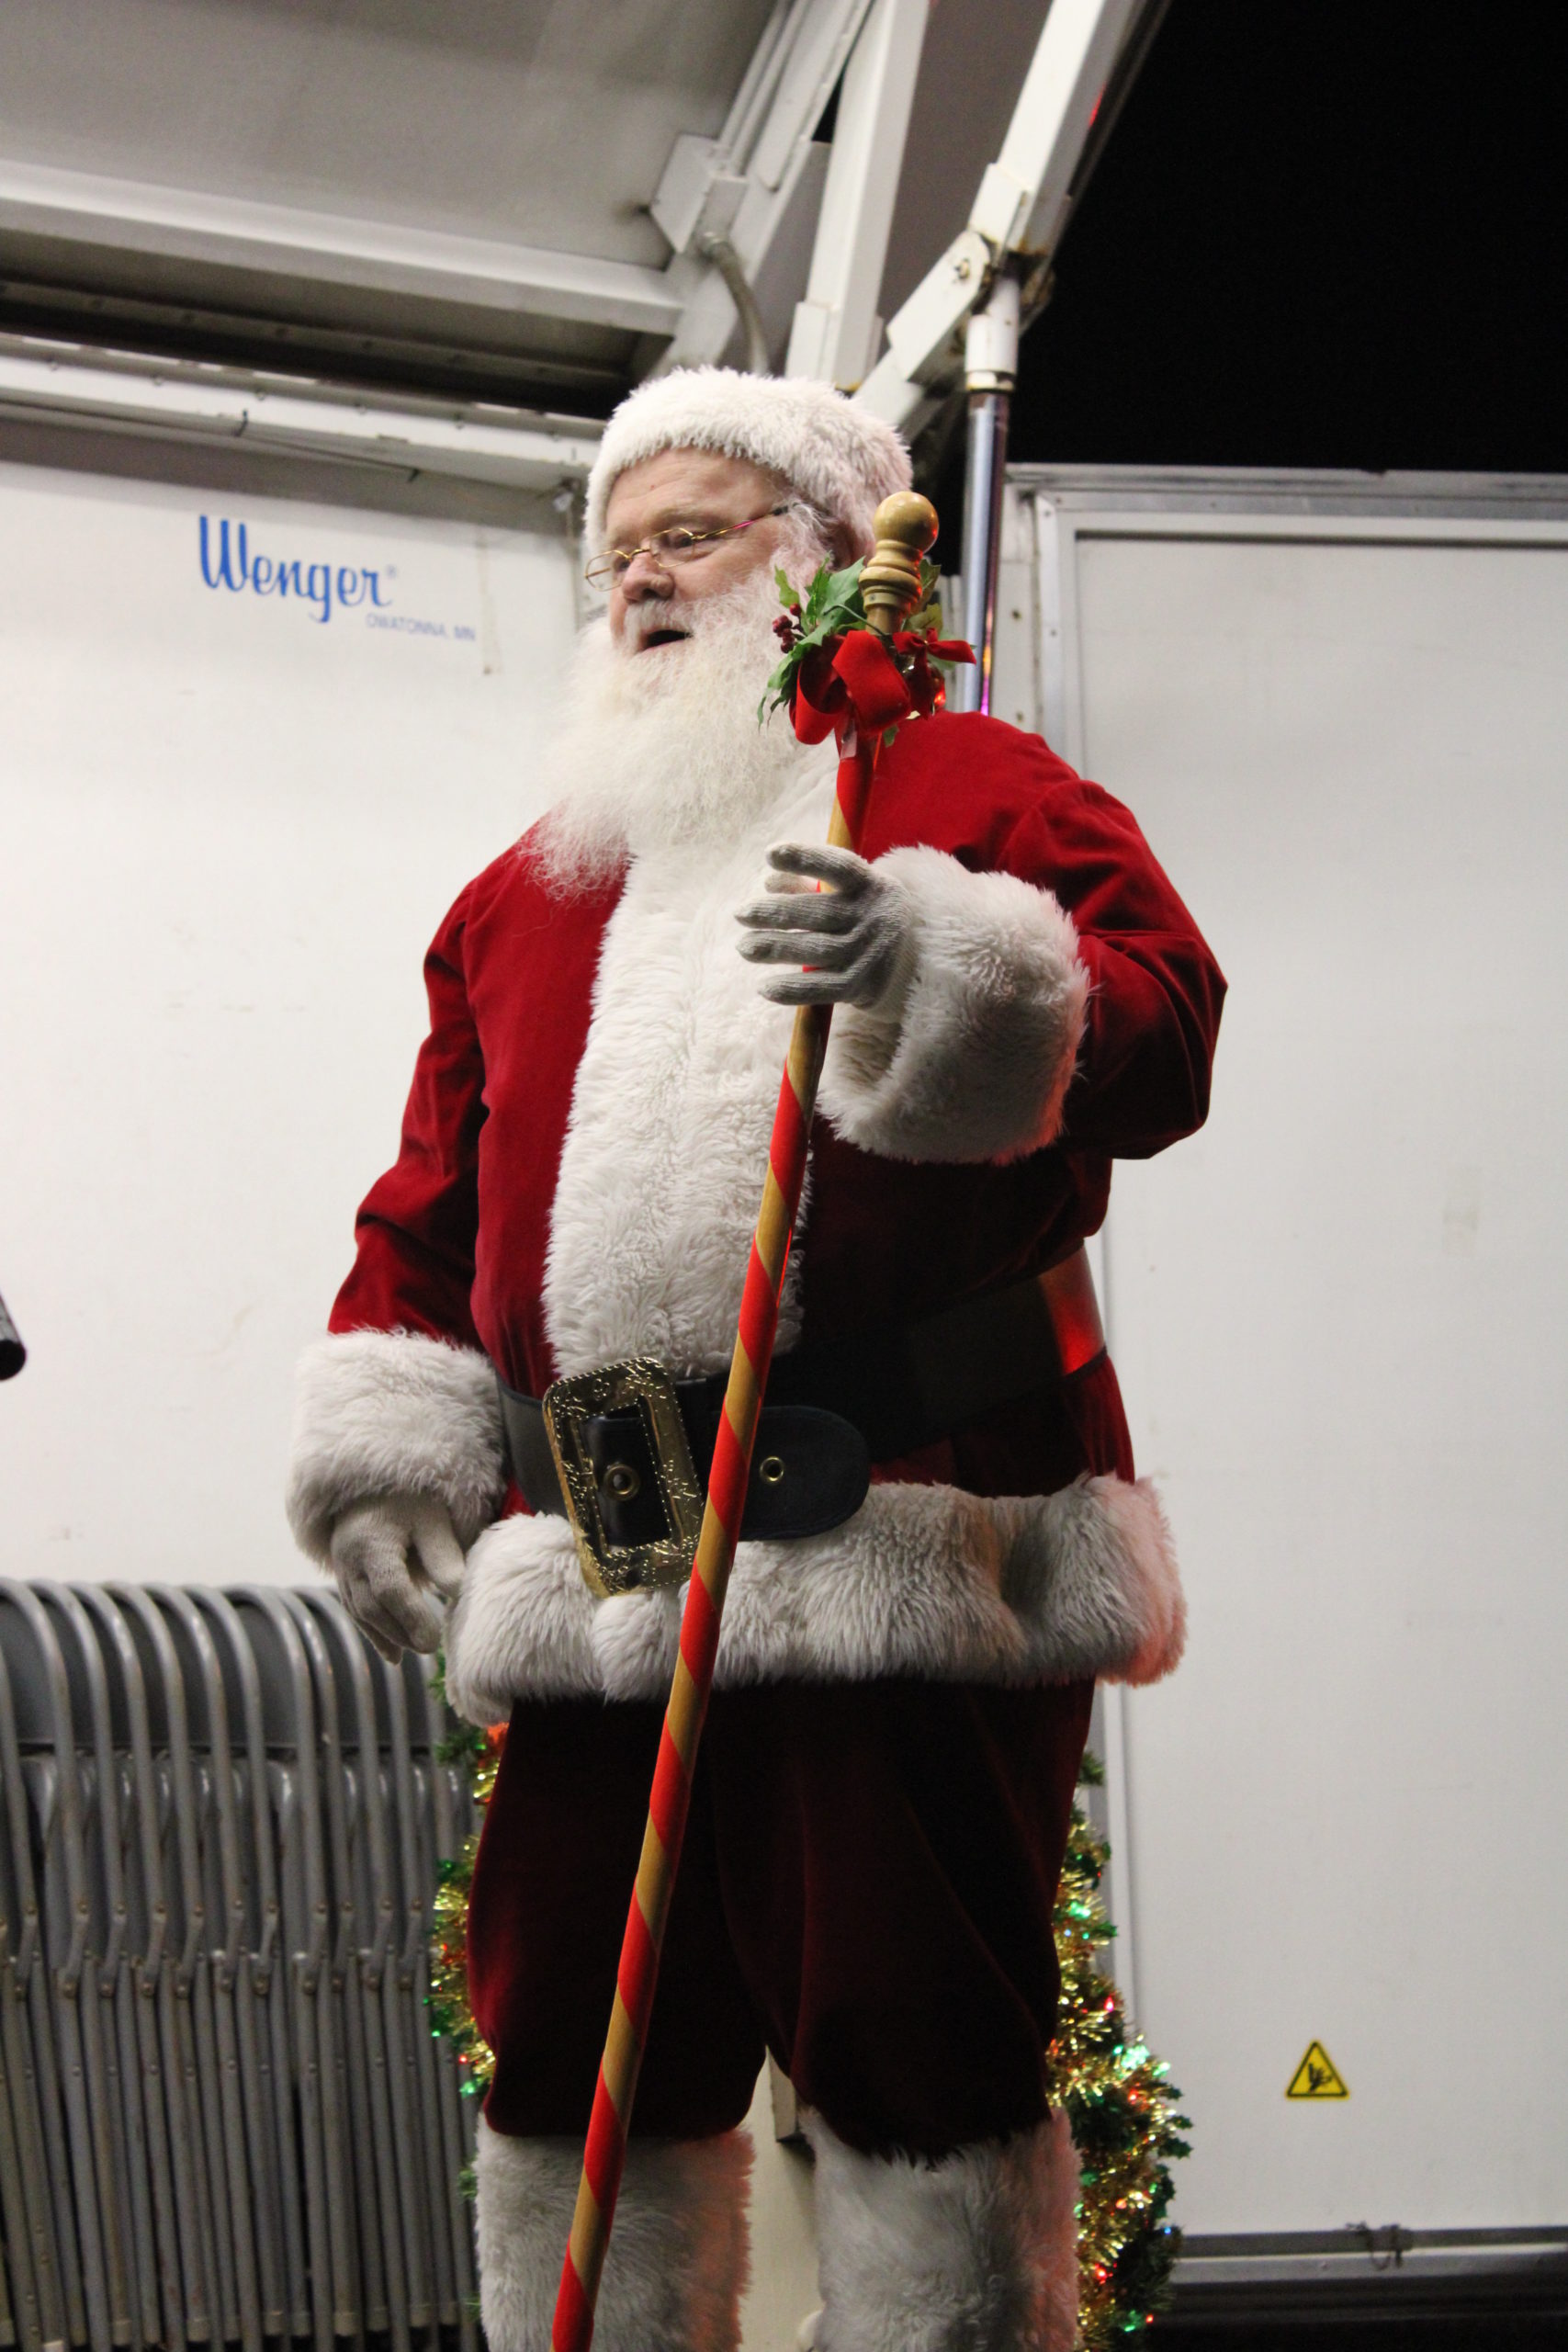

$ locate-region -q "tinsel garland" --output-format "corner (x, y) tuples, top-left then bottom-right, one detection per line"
(427, 1691), (1189, 2344)
(427, 1701), (502, 2100)
(1046, 1752), (1190, 2343)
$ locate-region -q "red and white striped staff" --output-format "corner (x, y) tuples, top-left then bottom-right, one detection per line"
(549, 490), (940, 2352)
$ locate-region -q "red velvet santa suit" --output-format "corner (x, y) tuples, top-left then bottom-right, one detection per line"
(288, 707), (1224, 2350)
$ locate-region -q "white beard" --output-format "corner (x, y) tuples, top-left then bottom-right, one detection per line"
(531, 554), (830, 888)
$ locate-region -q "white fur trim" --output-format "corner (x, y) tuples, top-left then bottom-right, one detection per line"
(820, 847), (1089, 1165)
(807, 2109), (1079, 2352)
(474, 2116), (750, 2352)
(543, 764), (835, 1380)
(585, 368), (911, 558)
(443, 1473), (1184, 1722)
(286, 1329), (505, 1562)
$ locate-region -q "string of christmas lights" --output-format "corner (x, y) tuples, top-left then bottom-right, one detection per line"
(426, 1685), (1190, 2344)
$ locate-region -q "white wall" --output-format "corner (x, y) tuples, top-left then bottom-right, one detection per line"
(1045, 512), (1568, 2236)
(0, 455), (579, 1584)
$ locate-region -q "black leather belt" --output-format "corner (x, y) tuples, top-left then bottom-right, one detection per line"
(496, 1246), (1104, 1571)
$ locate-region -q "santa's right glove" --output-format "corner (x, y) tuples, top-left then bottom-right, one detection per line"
(735, 841), (915, 1011)
(329, 1493), (467, 1664)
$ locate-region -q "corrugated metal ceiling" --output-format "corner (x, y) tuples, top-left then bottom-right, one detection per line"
(0, 0), (1052, 414)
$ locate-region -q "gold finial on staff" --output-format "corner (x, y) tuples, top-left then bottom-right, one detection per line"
(860, 491), (938, 639)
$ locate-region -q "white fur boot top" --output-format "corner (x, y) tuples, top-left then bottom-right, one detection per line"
(474, 2115), (752, 2352)
(806, 2109), (1080, 2352)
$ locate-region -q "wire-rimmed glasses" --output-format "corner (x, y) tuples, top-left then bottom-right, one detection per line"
(584, 504), (789, 587)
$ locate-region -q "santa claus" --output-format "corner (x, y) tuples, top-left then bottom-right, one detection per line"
(288, 369), (1224, 2352)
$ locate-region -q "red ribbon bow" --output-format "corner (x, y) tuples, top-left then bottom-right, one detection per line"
(791, 628), (976, 745)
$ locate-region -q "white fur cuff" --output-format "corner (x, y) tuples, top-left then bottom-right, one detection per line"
(475, 2116), (750, 2352)
(819, 846), (1089, 1164)
(443, 1473), (1184, 1724)
(286, 1329), (506, 1563)
(807, 2109), (1079, 2352)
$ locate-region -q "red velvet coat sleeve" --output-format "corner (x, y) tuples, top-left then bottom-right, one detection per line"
(857, 713), (1225, 1159)
(328, 881), (488, 1349)
(999, 775), (1224, 1157)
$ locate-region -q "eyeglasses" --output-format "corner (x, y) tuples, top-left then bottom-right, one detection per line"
(585, 505), (789, 587)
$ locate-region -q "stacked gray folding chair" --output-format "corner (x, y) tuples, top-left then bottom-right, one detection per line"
(0, 1584), (483, 2352)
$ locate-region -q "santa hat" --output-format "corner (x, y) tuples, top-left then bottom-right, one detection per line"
(584, 368), (912, 559)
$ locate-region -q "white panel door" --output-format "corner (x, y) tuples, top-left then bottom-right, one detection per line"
(1071, 523), (1568, 2233)
(0, 458), (579, 1585)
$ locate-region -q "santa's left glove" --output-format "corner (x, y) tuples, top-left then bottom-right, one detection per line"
(329, 1493), (467, 1665)
(736, 842), (914, 1010)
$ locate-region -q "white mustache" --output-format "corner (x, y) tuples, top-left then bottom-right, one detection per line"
(617, 596), (697, 651)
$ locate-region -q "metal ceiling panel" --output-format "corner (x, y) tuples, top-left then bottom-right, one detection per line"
(0, 0), (775, 404)
(0, 0), (774, 263)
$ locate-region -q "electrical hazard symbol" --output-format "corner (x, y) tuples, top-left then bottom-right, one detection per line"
(1286, 2041), (1348, 2099)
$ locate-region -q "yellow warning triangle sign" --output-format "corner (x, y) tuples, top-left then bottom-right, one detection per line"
(1286, 2041), (1349, 2099)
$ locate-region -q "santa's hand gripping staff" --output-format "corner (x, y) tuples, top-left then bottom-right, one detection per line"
(548, 492), (945, 2352)
(288, 368), (1224, 2352)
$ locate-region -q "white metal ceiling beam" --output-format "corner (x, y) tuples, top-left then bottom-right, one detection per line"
(651, 0), (876, 373)
(0, 160), (683, 340)
(784, 0), (928, 389)
(856, 0), (1144, 430)
(0, 336), (602, 489)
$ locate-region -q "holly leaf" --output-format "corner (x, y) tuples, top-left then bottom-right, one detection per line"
(758, 654), (796, 722)
(909, 558), (949, 642)
(758, 556), (869, 722)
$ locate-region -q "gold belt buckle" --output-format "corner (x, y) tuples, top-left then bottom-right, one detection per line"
(541, 1357), (705, 1600)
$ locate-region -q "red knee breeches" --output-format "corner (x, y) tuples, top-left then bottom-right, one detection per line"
(467, 1675), (1092, 2160)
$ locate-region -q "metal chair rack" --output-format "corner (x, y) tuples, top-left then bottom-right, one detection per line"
(0, 1584), (481, 2352)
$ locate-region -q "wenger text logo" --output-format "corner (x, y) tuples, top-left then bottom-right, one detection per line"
(198, 517), (392, 625)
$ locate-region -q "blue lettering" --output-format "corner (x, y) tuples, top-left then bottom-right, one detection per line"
(198, 516), (248, 591)
(199, 526), (395, 623)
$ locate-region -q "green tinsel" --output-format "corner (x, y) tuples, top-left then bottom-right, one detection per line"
(426, 1655), (502, 2102)
(1048, 1770), (1191, 2343)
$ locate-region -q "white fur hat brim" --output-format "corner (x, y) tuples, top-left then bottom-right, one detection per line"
(584, 368), (912, 558)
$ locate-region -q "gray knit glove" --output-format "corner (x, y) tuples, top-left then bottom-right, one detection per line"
(329, 1493), (467, 1664)
(736, 842), (914, 1010)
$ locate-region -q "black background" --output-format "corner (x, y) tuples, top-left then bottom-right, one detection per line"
(1006, 0), (1568, 475)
